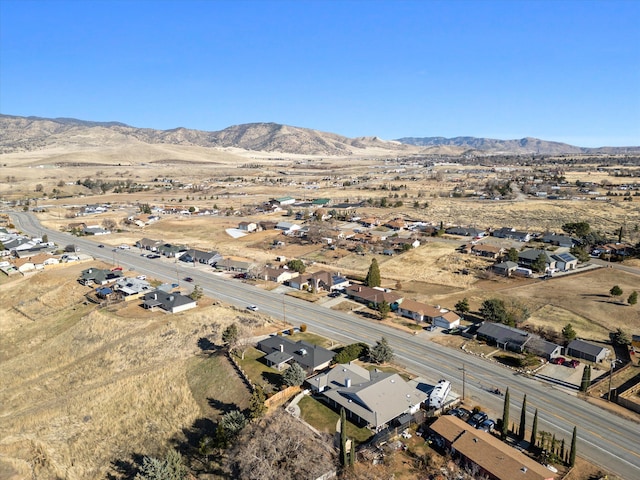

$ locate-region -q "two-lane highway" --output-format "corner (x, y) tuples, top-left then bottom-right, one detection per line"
(8, 211), (640, 479)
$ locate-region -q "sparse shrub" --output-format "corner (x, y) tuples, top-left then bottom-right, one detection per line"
(299, 323), (307, 332)
(288, 328), (295, 335)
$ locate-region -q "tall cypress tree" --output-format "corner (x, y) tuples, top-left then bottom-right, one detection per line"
(560, 438), (565, 462)
(569, 426), (577, 467)
(364, 258), (381, 287)
(530, 409), (538, 450)
(340, 408), (348, 466)
(501, 387), (510, 440)
(518, 394), (527, 441)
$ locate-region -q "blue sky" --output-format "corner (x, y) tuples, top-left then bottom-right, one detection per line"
(1, 0), (638, 147)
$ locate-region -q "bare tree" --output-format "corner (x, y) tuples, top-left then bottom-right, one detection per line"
(228, 410), (337, 480)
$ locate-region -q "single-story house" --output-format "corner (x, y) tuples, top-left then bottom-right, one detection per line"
(551, 252), (578, 271)
(429, 416), (556, 480)
(256, 336), (335, 374)
(566, 339), (610, 363)
(83, 226), (111, 235)
(525, 336), (563, 360)
(385, 218), (406, 231)
(492, 261), (519, 276)
(397, 300), (461, 329)
(476, 323), (530, 352)
(141, 289), (197, 314)
(238, 221), (258, 232)
(79, 267), (124, 286)
(387, 237), (421, 250)
(542, 233), (576, 248)
(114, 277), (153, 297)
(179, 249), (223, 266)
(289, 270), (346, 291)
(262, 267), (299, 284)
(492, 227), (531, 242)
(310, 362), (429, 429)
(215, 259), (255, 273)
(136, 238), (164, 251)
(157, 243), (188, 258)
(275, 221), (301, 235)
(345, 285), (403, 309)
(445, 226), (485, 237)
(471, 244), (504, 259)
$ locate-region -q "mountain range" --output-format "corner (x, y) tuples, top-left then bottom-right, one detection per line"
(1, 114), (638, 157)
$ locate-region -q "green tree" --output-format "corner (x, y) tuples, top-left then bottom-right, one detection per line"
(501, 387), (510, 440)
(531, 253), (548, 273)
(518, 394), (527, 441)
(507, 247), (519, 262)
(282, 362), (306, 387)
(562, 221), (590, 238)
(455, 297), (470, 315)
(530, 409), (538, 451)
(628, 290), (638, 305)
(580, 365), (591, 392)
(562, 323), (577, 342)
(216, 410), (248, 447)
(569, 426), (577, 467)
(287, 259), (306, 274)
(135, 449), (187, 480)
(377, 300), (391, 319)
(42, 234), (49, 243)
(570, 245), (590, 263)
(333, 343), (368, 364)
(222, 323), (239, 347)
(340, 407), (348, 467)
(370, 337), (394, 364)
(610, 285), (623, 297)
(612, 328), (631, 346)
(248, 385), (267, 419)
(364, 258), (381, 287)
(479, 298), (509, 324)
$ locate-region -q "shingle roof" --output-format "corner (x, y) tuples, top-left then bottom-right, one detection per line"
(257, 337), (335, 371)
(430, 416), (555, 480)
(566, 339), (607, 357)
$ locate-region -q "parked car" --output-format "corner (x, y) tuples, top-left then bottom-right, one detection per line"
(567, 359), (580, 368)
(478, 419), (496, 432)
(551, 357), (566, 365)
(171, 283), (179, 288)
(136, 275), (146, 280)
(328, 291), (341, 298)
(447, 408), (471, 421)
(247, 304), (259, 311)
(467, 412), (488, 428)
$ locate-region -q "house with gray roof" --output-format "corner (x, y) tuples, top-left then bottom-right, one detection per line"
(542, 233), (576, 248)
(136, 238), (164, 251)
(309, 363), (429, 429)
(551, 252), (578, 271)
(114, 277), (153, 297)
(492, 261), (518, 276)
(256, 336), (335, 374)
(518, 249), (556, 271)
(141, 289), (197, 314)
(566, 339), (610, 363)
(179, 249), (223, 266)
(79, 267), (123, 286)
(476, 323), (530, 352)
(493, 227), (531, 242)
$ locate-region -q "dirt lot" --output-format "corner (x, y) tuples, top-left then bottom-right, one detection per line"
(0, 264), (273, 479)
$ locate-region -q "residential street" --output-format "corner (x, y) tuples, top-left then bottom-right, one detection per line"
(8, 211), (640, 480)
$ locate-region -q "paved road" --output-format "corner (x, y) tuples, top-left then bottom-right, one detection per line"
(8, 211), (640, 480)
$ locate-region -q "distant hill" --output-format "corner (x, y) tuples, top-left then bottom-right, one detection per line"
(1, 114), (638, 157)
(395, 135), (640, 155)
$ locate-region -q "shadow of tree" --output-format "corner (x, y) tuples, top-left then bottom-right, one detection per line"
(197, 337), (217, 352)
(207, 398), (239, 415)
(106, 453), (145, 480)
(261, 370), (283, 389)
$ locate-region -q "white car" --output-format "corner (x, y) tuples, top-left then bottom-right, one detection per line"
(136, 275), (146, 280)
(247, 305), (258, 311)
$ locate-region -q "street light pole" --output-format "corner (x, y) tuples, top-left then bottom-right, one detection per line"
(462, 363), (466, 401)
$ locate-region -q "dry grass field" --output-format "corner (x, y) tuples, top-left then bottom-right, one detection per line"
(0, 265), (267, 480)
